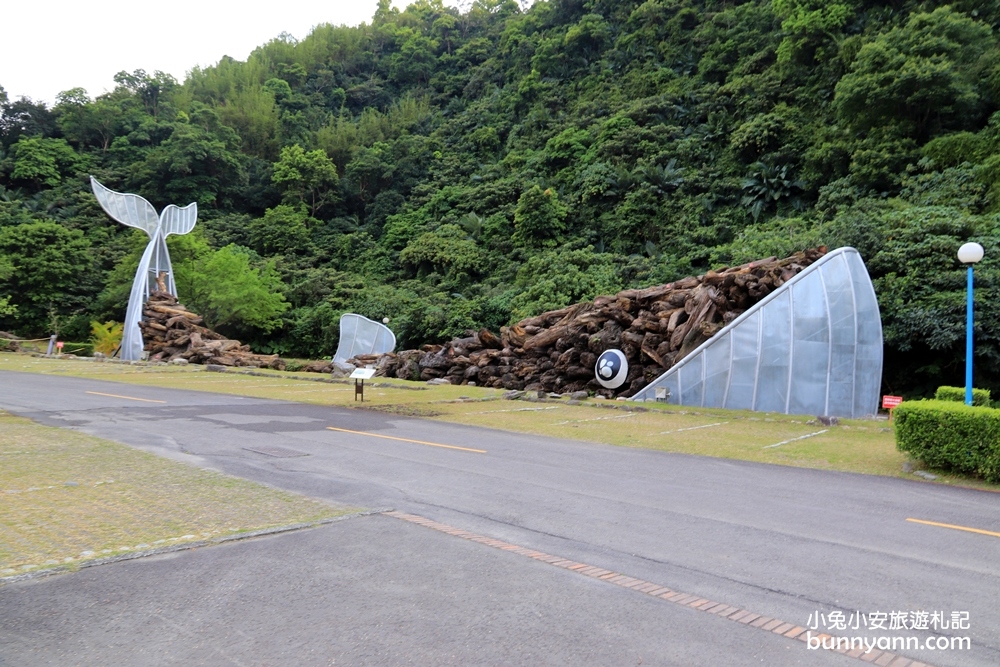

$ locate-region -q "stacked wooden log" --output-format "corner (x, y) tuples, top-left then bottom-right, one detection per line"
(138, 292), (285, 369)
(357, 248), (827, 397)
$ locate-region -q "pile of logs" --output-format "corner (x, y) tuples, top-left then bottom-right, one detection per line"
(354, 248), (827, 397)
(134, 248), (825, 397)
(139, 292), (285, 369)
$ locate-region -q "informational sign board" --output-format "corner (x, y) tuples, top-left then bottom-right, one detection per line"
(350, 367), (377, 380)
(55, 341), (64, 351)
(881, 395), (903, 409)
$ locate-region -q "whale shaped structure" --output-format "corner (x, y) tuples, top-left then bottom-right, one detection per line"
(631, 247), (882, 418)
(334, 314), (397, 363)
(91, 177), (197, 361)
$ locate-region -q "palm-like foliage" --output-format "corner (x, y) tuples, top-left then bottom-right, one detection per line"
(741, 162), (805, 220)
(457, 212), (484, 240)
(90, 320), (123, 355)
(636, 159), (684, 196)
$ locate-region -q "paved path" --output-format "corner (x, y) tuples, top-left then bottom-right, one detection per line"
(2, 370), (998, 666)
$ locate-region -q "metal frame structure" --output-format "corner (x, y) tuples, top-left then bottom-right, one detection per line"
(91, 177), (197, 361)
(631, 247), (883, 418)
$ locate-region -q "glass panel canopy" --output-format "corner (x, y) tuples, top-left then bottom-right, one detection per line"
(632, 248), (883, 418)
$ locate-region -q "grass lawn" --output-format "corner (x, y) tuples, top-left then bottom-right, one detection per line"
(1, 352), (996, 493)
(0, 406), (355, 577)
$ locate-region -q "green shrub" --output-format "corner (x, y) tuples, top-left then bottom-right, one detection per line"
(284, 360), (306, 372)
(894, 400), (1000, 482)
(61, 342), (94, 356)
(934, 385), (991, 407)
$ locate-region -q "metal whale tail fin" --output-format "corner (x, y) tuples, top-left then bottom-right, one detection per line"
(90, 176), (159, 237)
(630, 247), (883, 418)
(334, 314), (396, 363)
(159, 203), (198, 237)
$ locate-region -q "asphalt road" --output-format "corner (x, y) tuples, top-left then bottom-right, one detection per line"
(1, 370), (998, 666)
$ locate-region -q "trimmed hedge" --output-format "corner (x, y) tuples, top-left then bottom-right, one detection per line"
(894, 400), (1000, 482)
(934, 385), (991, 407)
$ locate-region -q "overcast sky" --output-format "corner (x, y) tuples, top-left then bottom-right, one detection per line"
(0, 0), (443, 106)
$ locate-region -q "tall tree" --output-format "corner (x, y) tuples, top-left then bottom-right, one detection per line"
(0, 222), (93, 335)
(271, 144), (341, 217)
(8, 137), (84, 190)
(834, 7), (993, 140)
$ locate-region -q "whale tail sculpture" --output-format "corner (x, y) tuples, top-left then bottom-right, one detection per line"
(91, 177), (197, 360)
(333, 314), (397, 363)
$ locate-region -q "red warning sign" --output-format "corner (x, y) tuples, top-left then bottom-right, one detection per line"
(882, 395), (902, 409)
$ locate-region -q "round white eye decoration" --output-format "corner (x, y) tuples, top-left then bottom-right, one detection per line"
(595, 349), (628, 389)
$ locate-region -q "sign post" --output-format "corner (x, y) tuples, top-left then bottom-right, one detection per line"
(350, 367), (376, 402)
(882, 395), (902, 421)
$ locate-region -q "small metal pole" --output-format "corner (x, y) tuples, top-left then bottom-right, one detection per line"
(46, 335), (56, 356)
(355, 378), (364, 402)
(966, 265), (974, 406)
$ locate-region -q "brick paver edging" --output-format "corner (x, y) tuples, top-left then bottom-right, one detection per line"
(384, 511), (935, 667)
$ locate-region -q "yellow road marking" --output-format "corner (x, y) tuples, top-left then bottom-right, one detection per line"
(85, 391), (165, 403)
(325, 426), (486, 453)
(906, 518), (1000, 539)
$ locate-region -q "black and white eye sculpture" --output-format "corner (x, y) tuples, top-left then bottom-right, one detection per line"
(595, 349), (628, 389)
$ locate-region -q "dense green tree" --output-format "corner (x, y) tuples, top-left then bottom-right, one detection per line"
(512, 185), (568, 247)
(271, 144), (341, 217)
(249, 204), (315, 255)
(8, 137), (84, 190)
(170, 236), (289, 336)
(773, 0), (855, 66)
(508, 245), (621, 320)
(55, 88), (133, 152)
(399, 224), (482, 281)
(112, 69), (178, 118)
(0, 221), (93, 334)
(0, 255), (15, 317)
(0, 97), (58, 149)
(834, 8), (993, 140)
(129, 106), (246, 207)
(862, 206), (1000, 395)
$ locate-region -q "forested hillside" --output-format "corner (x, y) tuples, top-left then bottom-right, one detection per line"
(2, 0), (1000, 396)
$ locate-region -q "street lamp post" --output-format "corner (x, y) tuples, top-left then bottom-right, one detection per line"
(958, 242), (984, 406)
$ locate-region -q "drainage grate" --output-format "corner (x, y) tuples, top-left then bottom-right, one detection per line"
(243, 445), (309, 458)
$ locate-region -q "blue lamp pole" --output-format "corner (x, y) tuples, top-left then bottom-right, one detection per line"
(958, 242), (985, 406)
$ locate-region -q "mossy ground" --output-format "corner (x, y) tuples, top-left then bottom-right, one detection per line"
(0, 402), (354, 576)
